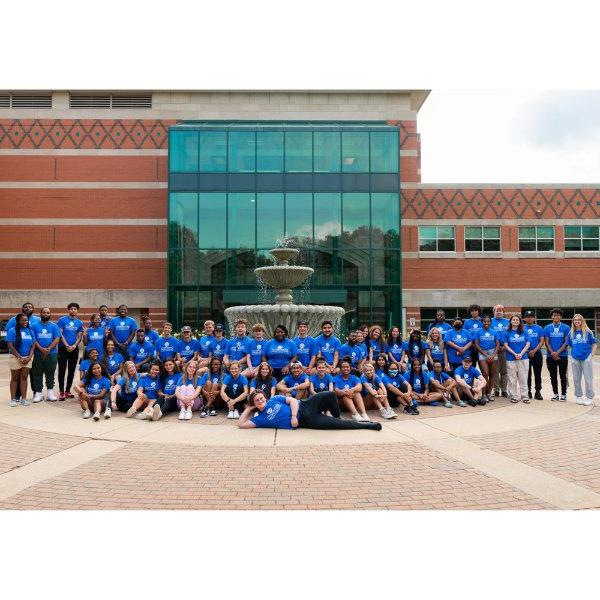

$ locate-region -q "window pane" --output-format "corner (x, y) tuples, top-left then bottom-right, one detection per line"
(285, 193), (313, 245)
(519, 226), (535, 239)
(565, 238), (582, 251)
(437, 238), (455, 251)
(419, 239), (437, 252)
(314, 193), (341, 248)
(483, 239), (500, 251)
(285, 131), (312, 172)
(342, 131), (369, 172)
(198, 250), (227, 284)
(343, 251), (366, 285)
(519, 240), (536, 251)
(169, 131), (198, 172)
(313, 249), (343, 285)
(582, 226), (599, 238)
(371, 193), (400, 248)
(342, 193), (369, 248)
(199, 193), (226, 248)
(465, 239), (483, 251)
(582, 238), (600, 251)
(537, 239), (554, 251)
(257, 193), (284, 247)
(228, 193), (255, 249)
(199, 131), (227, 172)
(227, 250), (257, 285)
(257, 131), (284, 172)
(371, 250), (400, 285)
(169, 193), (198, 247)
(465, 226), (481, 239)
(419, 226), (436, 240)
(483, 226), (500, 239)
(537, 226), (554, 239)
(564, 226), (581, 238)
(370, 131), (398, 172)
(314, 131), (340, 173)
(228, 131), (255, 173)
(437, 226), (454, 239)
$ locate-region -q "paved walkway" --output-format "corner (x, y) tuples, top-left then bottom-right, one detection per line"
(1, 355), (599, 509)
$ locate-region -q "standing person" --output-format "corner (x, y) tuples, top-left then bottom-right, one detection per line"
(443, 317), (472, 374)
(277, 361), (310, 400)
(31, 307), (61, 402)
(524, 311), (545, 400)
(155, 359), (181, 420)
(544, 308), (570, 401)
(6, 313), (36, 406)
(141, 315), (159, 346)
(154, 322), (179, 363)
(223, 319), (251, 372)
(333, 359), (369, 421)
(401, 329), (428, 371)
(83, 313), (107, 360)
(313, 320), (342, 375)
(57, 303), (84, 400)
(198, 319), (216, 370)
(107, 305), (138, 361)
(220, 361), (249, 419)
(360, 362), (398, 418)
(309, 359), (335, 395)
(74, 361), (111, 420)
(385, 326), (404, 370)
(292, 321), (316, 374)
(238, 390), (382, 431)
(243, 323), (268, 379)
(102, 339), (125, 384)
(339, 330), (366, 375)
(568, 314), (597, 406)
(464, 304), (483, 363)
(6, 302), (41, 330)
(264, 325), (298, 381)
(209, 323), (228, 362)
(367, 325), (386, 364)
(427, 309), (452, 335)
(454, 356), (487, 406)
(201, 357), (223, 416)
(175, 360), (205, 421)
(355, 329), (369, 366)
(503, 314), (531, 403)
(128, 328), (156, 373)
(473, 315), (500, 403)
(98, 305), (112, 327)
(110, 361), (141, 414)
(426, 327), (448, 371)
(250, 361), (278, 399)
(490, 305), (510, 398)
(175, 326), (200, 371)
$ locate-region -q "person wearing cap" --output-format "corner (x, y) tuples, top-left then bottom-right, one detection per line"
(443, 317), (472, 374)
(524, 311), (545, 400)
(276, 361), (310, 399)
(209, 323), (228, 362)
(292, 321), (316, 374)
(454, 355), (487, 406)
(127, 328), (156, 373)
(176, 326), (200, 371)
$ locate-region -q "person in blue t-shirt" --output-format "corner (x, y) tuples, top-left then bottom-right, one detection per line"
(250, 361), (278, 400)
(361, 362), (397, 419)
(6, 312), (36, 406)
(523, 311), (545, 400)
(107, 304), (138, 360)
(197, 319), (216, 370)
(367, 325), (386, 364)
(220, 361), (249, 419)
(355, 329), (369, 368)
(313, 320), (342, 374)
(339, 330), (366, 374)
(383, 364), (415, 414)
(428, 361), (465, 407)
(404, 359), (443, 407)
(110, 361), (141, 415)
(427, 310), (453, 336)
(57, 302), (84, 400)
(543, 308), (570, 401)
(239, 390), (382, 431)
(156, 358), (181, 419)
(154, 322), (179, 362)
(175, 360), (206, 421)
(128, 329), (156, 373)
(443, 318), (472, 373)
(243, 323), (268, 379)
(333, 359), (369, 421)
(31, 307), (61, 402)
(83, 313), (107, 360)
(176, 326), (201, 370)
(134, 362), (163, 421)
(264, 325), (298, 380)
(292, 321), (316, 373)
(464, 304), (484, 363)
(309, 359), (335, 395)
(277, 362), (310, 399)
(201, 357), (223, 417)
(6, 302), (41, 331)
(567, 314), (597, 406)
(375, 354), (390, 379)
(79, 348), (101, 381)
(140, 315), (160, 349)
(401, 329), (428, 370)
(209, 323), (228, 362)
(102, 339), (125, 383)
(502, 314), (531, 403)
(454, 356), (487, 407)
(74, 361), (111, 420)
(491, 305), (510, 397)
(472, 314), (500, 403)
(223, 319), (251, 372)
(425, 327), (448, 371)
(98, 305), (112, 328)
(385, 326), (404, 370)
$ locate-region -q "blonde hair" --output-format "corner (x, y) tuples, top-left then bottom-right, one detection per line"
(571, 314), (592, 339)
(427, 327), (445, 350)
(122, 361), (139, 394)
(183, 360), (200, 387)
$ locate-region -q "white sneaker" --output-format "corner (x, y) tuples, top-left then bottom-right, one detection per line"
(582, 398), (594, 406)
(135, 411), (147, 420)
(360, 413), (370, 421)
(93, 412), (100, 421)
(352, 413), (364, 422)
(386, 408), (398, 419)
(20, 398), (30, 406)
(104, 407), (112, 419)
(576, 397), (584, 405)
(551, 394), (559, 401)
(82, 409), (92, 419)
(9, 399), (18, 407)
(47, 389), (58, 401)
(178, 407), (186, 420)
(152, 405), (162, 421)
(233, 409), (240, 419)
(379, 407), (388, 418)
(559, 395), (567, 402)
(32, 392), (43, 403)
(185, 407), (192, 420)
(227, 410), (235, 419)
(126, 407), (137, 418)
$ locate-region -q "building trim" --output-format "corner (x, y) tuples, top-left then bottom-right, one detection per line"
(0, 252), (166, 259)
(0, 149), (168, 156)
(415, 183), (600, 189)
(0, 289), (166, 307)
(405, 218), (600, 225)
(0, 218), (167, 226)
(0, 182), (167, 189)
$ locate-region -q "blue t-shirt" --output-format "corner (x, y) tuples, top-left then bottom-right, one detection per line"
(524, 325), (544, 353)
(427, 321), (453, 335)
(386, 341), (403, 362)
(455, 366), (481, 386)
(430, 370), (451, 385)
(138, 374), (161, 400)
(108, 316), (138, 345)
(250, 376), (278, 395)
(207, 371), (222, 386)
(464, 318), (483, 335)
(333, 373), (361, 391)
(360, 374), (383, 394)
(209, 337), (228, 360)
(83, 376), (111, 396)
(443, 329), (472, 364)
(225, 336), (251, 361)
(339, 343), (365, 366)
(155, 336), (179, 361)
(250, 396), (294, 430)
(428, 341), (445, 363)
(248, 339), (267, 367)
(177, 338), (200, 361)
(117, 375), (140, 401)
(406, 370), (430, 393)
(144, 330), (160, 346)
(104, 352), (124, 375)
(291, 336), (316, 367)
(282, 373), (308, 397)
(222, 373), (248, 397)
(490, 317), (510, 337)
(356, 342), (368, 360)
(568, 330), (597, 361)
(367, 339), (386, 361)
(543, 323), (570, 357)
(310, 373), (334, 392)
(179, 374), (208, 389)
(31, 321), (61, 356)
(99, 316), (112, 327)
(199, 334), (215, 358)
(6, 326), (36, 356)
(475, 328), (498, 352)
(161, 372), (182, 395)
(402, 339), (428, 360)
(502, 329), (531, 360)
(6, 314), (41, 330)
(383, 372), (407, 389)
(314, 334), (342, 365)
(85, 326), (106, 358)
(128, 340), (156, 363)
(57, 315), (84, 347)
(265, 338), (298, 369)
(79, 358), (97, 374)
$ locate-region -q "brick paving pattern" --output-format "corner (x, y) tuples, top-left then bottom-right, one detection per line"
(0, 441), (551, 510)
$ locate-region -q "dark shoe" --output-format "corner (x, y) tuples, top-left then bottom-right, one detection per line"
(501, 390), (509, 398)
(528, 390), (533, 399)
(467, 398), (477, 407)
(410, 404), (420, 415)
(403, 405), (411, 414)
(534, 392), (543, 400)
(478, 397), (487, 406)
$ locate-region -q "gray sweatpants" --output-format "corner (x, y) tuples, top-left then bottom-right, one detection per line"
(571, 358), (595, 400)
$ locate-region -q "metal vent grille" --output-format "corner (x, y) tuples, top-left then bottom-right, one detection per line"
(9, 94), (53, 108)
(70, 95), (111, 108)
(70, 93), (152, 109)
(111, 95), (152, 108)
(0, 95), (9, 108)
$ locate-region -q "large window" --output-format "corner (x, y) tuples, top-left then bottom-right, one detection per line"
(564, 226), (600, 251)
(419, 226), (455, 252)
(465, 226), (501, 251)
(519, 226), (554, 252)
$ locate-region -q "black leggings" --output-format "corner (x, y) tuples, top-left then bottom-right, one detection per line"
(156, 395), (177, 414)
(58, 346), (79, 393)
(546, 355), (568, 395)
(528, 351), (543, 393)
(298, 392), (380, 430)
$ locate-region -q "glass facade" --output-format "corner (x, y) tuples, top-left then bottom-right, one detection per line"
(168, 122), (401, 332)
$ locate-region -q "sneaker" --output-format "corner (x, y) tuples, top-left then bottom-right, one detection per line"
(200, 408), (208, 418)
(126, 406), (137, 418)
(352, 413), (364, 422)
(185, 407), (193, 420)
(93, 411), (100, 421)
(582, 398), (594, 406)
(551, 394), (559, 401)
(152, 405), (162, 421)
(501, 390), (509, 398)
(360, 413), (371, 421)
(179, 407), (187, 420)
(65, 391), (74, 399)
(9, 399), (18, 407)
(104, 407), (112, 419)
(82, 409), (92, 419)
(135, 411), (147, 420)
(403, 405), (412, 414)
(410, 404), (420, 415)
(32, 392), (43, 403)
(232, 409), (240, 419)
(47, 389), (58, 401)
(19, 398), (30, 406)
(209, 407), (217, 416)
(59, 392), (66, 400)
(379, 407), (388, 418)
(458, 399), (467, 407)
(560, 394), (567, 402)
(443, 398), (453, 408)
(385, 408), (398, 419)
(478, 397), (487, 406)
(227, 410), (235, 419)
(492, 389), (501, 397)
(575, 397), (584, 405)
(534, 392), (543, 400)
(528, 390), (533, 399)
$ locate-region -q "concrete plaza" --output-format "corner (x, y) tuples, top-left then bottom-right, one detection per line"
(1, 354), (599, 510)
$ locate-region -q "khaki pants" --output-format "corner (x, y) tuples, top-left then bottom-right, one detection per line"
(507, 359), (529, 400)
(493, 348), (508, 393)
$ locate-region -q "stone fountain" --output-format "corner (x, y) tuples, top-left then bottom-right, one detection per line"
(224, 245), (345, 336)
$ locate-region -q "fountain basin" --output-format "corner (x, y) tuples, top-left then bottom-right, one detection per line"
(255, 265), (314, 296)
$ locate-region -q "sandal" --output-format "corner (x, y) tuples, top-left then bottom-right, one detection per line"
(522, 398), (530, 404)
(511, 398), (519, 403)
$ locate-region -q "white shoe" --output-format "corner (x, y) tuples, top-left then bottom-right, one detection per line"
(93, 412), (100, 421)
(227, 410), (235, 419)
(126, 407), (137, 418)
(387, 408), (398, 419)
(360, 413), (370, 421)
(9, 399), (18, 407)
(82, 409), (92, 419)
(233, 409), (240, 419)
(185, 407), (192, 420)
(32, 392), (43, 403)
(178, 407), (186, 420)
(135, 411), (148, 420)
(47, 389), (58, 401)
(104, 407), (112, 419)
(352, 413), (364, 422)
(20, 398), (30, 406)
(576, 397), (584, 405)
(152, 405), (162, 421)
(582, 398), (594, 406)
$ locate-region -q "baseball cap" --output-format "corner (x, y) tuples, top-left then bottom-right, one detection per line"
(181, 326), (192, 332)
(215, 323), (224, 331)
(462, 355), (472, 362)
(524, 310), (535, 317)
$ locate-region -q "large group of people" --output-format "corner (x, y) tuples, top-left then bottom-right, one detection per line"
(4, 302), (597, 431)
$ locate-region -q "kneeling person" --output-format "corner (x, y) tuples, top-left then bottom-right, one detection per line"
(454, 356), (487, 406)
(276, 361), (310, 399)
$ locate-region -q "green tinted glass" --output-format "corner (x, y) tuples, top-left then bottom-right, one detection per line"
(371, 193), (400, 248)
(314, 131), (341, 172)
(483, 226), (500, 239)
(228, 193), (255, 249)
(257, 131), (284, 172)
(537, 226), (554, 239)
(257, 193), (284, 247)
(169, 193), (198, 247)
(199, 131), (227, 172)
(465, 226), (482, 239)
(169, 131), (198, 172)
(342, 131), (369, 172)
(285, 193), (313, 244)
(285, 131), (312, 172)
(313, 193), (341, 247)
(199, 193), (226, 247)
(582, 226), (599, 238)
(564, 226), (581, 238)
(519, 226), (536, 238)
(419, 226), (436, 239)
(228, 131), (255, 173)
(437, 226), (454, 239)
(370, 131), (398, 172)
(342, 193), (369, 248)
(582, 238), (600, 250)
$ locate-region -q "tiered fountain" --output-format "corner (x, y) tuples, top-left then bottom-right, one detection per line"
(224, 244), (345, 336)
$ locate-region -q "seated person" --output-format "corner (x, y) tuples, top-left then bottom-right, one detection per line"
(360, 362), (397, 419)
(176, 326), (201, 371)
(220, 360), (249, 419)
(454, 356), (487, 406)
(277, 361), (310, 399)
(74, 361), (111, 420)
(79, 348), (100, 380)
(155, 358), (181, 420)
(110, 361), (141, 415)
(102, 339), (124, 384)
(134, 362), (163, 421)
(333, 359), (369, 422)
(428, 360), (466, 407)
(309, 359), (334, 395)
(250, 361), (278, 399)
(175, 360), (206, 421)
(383, 364), (416, 414)
(200, 357), (223, 417)
(404, 358), (444, 407)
